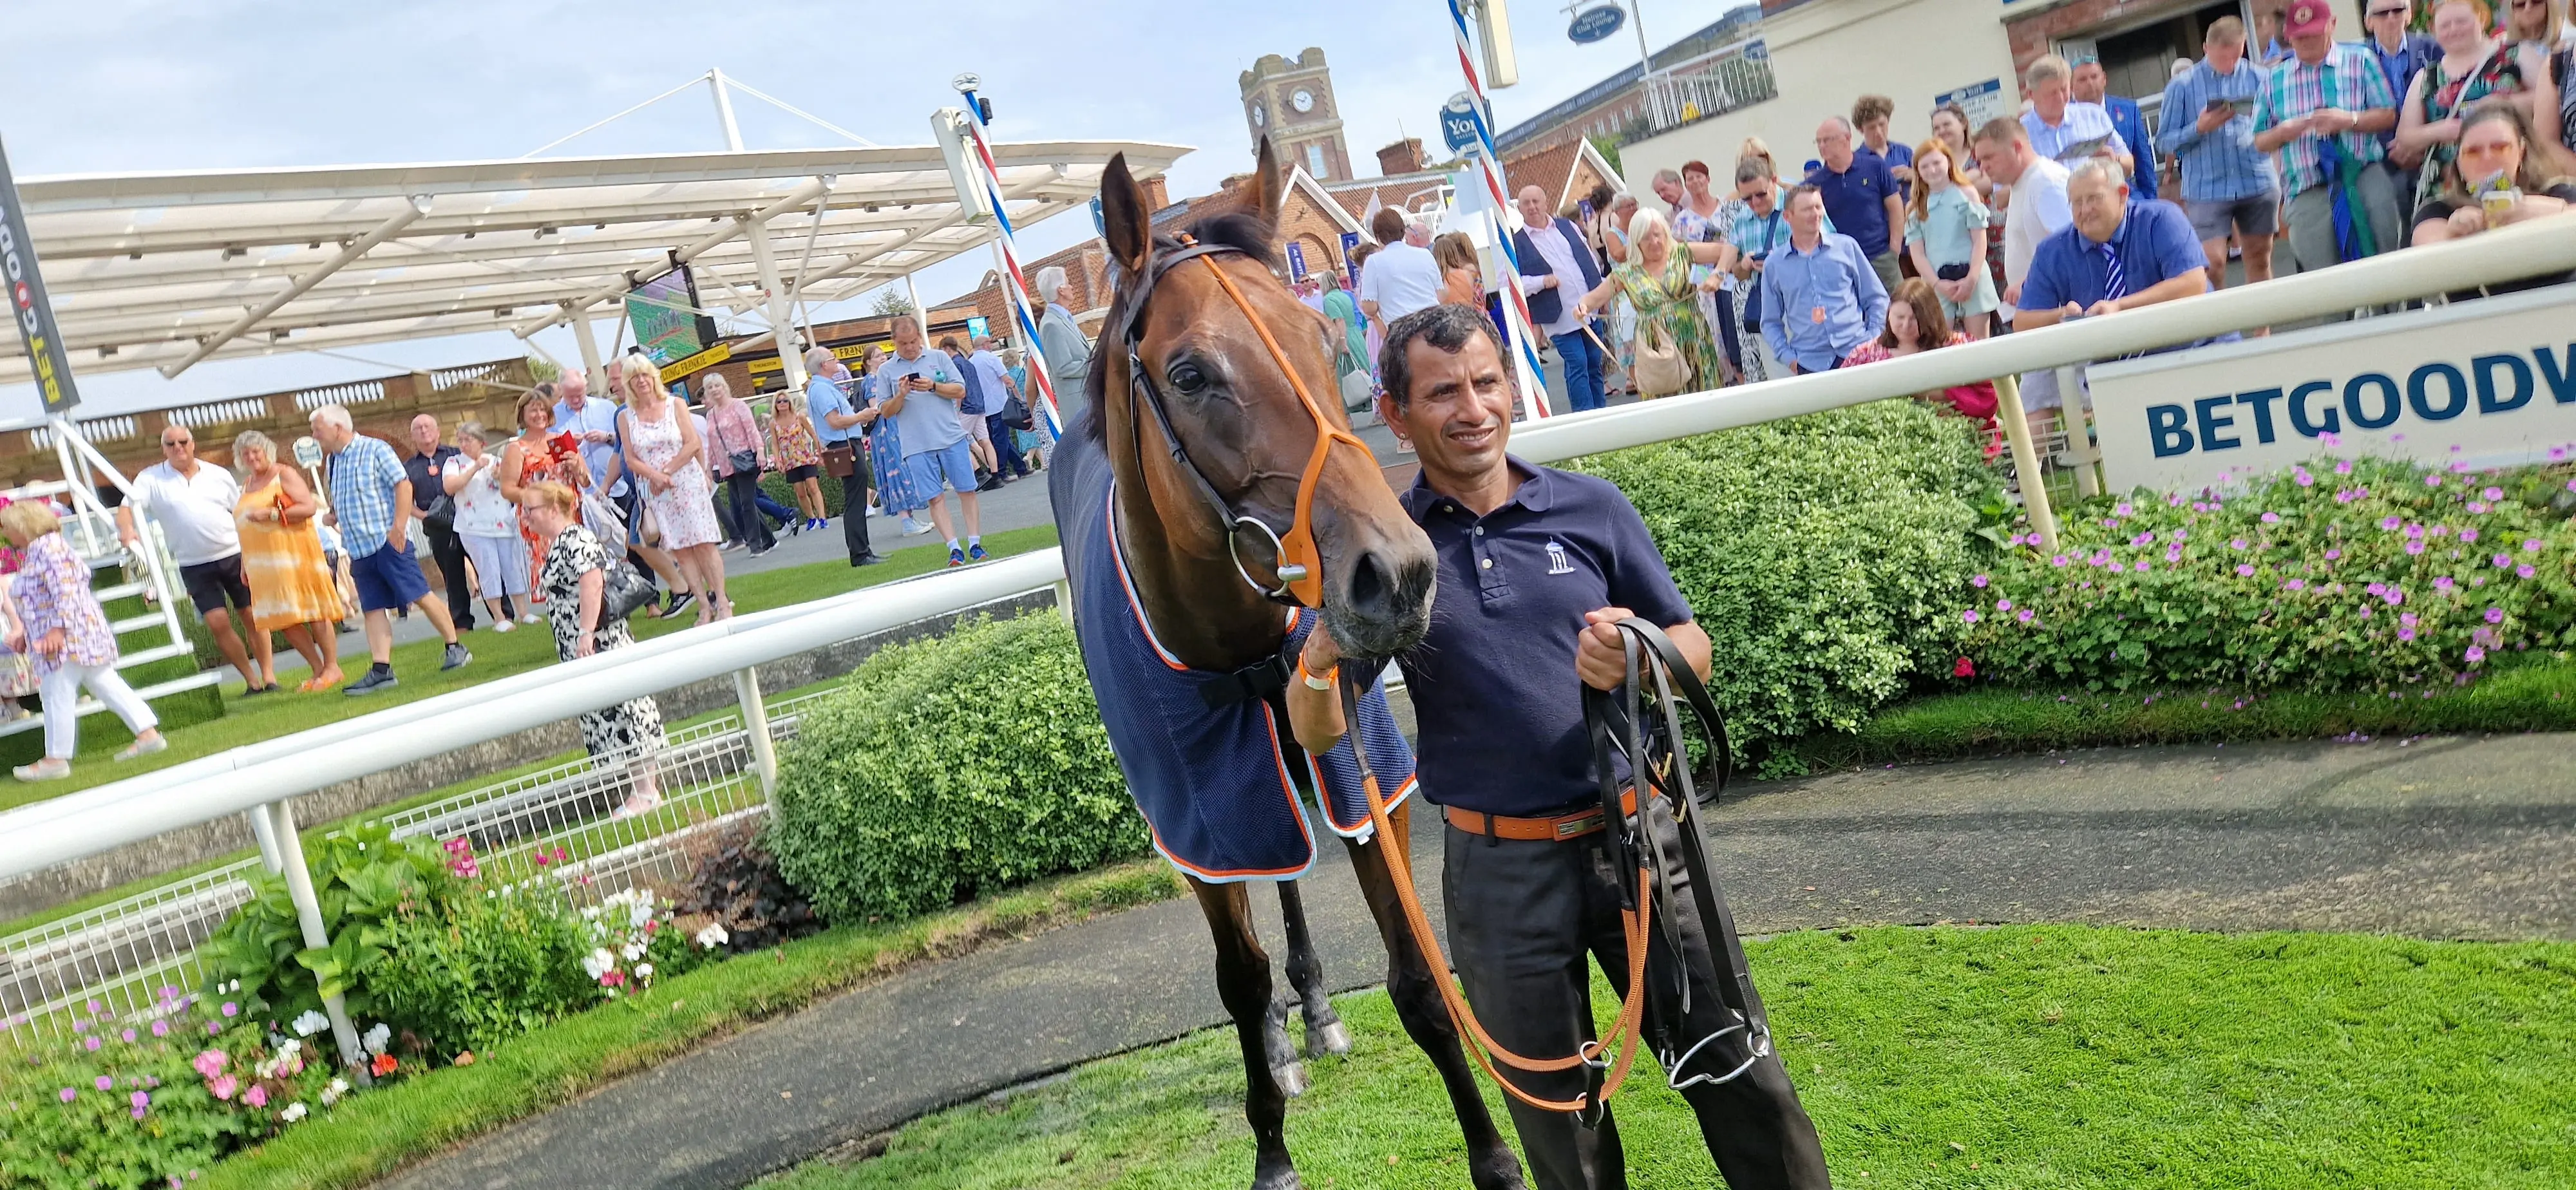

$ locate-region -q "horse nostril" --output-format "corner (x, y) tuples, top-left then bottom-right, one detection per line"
(1346, 550), (1392, 618)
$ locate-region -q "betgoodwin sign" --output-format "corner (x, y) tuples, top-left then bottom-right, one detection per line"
(1, 134), (80, 415)
(2089, 287), (2576, 492)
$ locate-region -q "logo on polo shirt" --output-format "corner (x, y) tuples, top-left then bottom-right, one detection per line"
(1545, 540), (1575, 575)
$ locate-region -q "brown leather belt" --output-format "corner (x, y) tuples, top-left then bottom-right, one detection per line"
(1448, 788), (1638, 842)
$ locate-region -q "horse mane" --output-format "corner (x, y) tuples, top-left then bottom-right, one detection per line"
(1075, 204), (1282, 446)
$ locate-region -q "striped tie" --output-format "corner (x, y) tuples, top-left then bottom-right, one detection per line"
(2101, 240), (2127, 303)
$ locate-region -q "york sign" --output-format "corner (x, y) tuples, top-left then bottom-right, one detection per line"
(2089, 288), (2576, 492)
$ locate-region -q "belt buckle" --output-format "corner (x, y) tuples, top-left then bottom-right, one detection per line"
(1555, 811), (1605, 838)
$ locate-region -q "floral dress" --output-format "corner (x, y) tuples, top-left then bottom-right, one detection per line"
(862, 373), (927, 515)
(627, 401), (722, 549)
(540, 524), (664, 762)
(772, 411), (822, 473)
(510, 431), (581, 598)
(2414, 46), (2531, 209)
(1609, 243), (1726, 394)
(10, 533), (115, 681)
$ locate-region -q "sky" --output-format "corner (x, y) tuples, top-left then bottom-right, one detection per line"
(0, 0), (1754, 422)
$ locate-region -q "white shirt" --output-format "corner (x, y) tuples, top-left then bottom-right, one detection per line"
(1358, 240), (1444, 325)
(1517, 220), (1592, 337)
(441, 452), (518, 538)
(129, 459), (243, 566)
(2003, 156), (2074, 292)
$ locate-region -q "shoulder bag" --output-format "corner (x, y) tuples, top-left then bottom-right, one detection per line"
(600, 557), (659, 621)
(1631, 317), (1688, 399)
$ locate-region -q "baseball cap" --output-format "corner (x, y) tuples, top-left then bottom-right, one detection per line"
(2284, 0), (2334, 37)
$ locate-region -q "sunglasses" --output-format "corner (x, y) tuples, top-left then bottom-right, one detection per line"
(160, 439), (193, 449)
(2365, 6), (2405, 14)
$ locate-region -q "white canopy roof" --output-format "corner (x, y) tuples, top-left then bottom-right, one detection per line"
(4, 138), (1185, 384)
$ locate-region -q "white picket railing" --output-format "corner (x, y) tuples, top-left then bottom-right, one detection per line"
(2, 214), (2572, 1061)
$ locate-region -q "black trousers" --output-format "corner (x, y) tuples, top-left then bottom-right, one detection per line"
(985, 413), (1030, 478)
(724, 470), (773, 552)
(421, 521), (476, 630)
(839, 456), (875, 564)
(1443, 800), (1830, 1190)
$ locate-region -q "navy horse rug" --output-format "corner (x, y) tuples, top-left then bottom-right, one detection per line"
(1051, 431), (1416, 882)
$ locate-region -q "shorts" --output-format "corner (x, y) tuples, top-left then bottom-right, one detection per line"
(180, 554), (254, 619)
(904, 439), (980, 496)
(2187, 193), (2278, 241)
(783, 464), (819, 484)
(960, 413), (992, 442)
(348, 542), (431, 613)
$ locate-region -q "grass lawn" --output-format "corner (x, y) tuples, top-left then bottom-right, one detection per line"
(192, 860), (1184, 1190)
(1777, 658), (2576, 777)
(766, 925), (2575, 1189)
(0, 524), (1060, 813)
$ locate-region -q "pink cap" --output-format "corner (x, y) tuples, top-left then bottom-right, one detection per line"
(2283, 0), (2334, 38)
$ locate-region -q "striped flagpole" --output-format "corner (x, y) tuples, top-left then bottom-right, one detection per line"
(954, 84), (1065, 439)
(1445, 0), (1553, 420)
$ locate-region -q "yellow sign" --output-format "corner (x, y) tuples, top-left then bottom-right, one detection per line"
(658, 341), (732, 383)
(747, 341), (887, 375)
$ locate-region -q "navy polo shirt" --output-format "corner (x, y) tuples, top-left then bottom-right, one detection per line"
(1395, 458), (1694, 818)
(1805, 149), (1899, 258)
(2019, 199), (2234, 352)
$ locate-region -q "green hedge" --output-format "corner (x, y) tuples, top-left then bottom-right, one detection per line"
(761, 471), (845, 519)
(768, 613), (1146, 923)
(1578, 401), (1993, 768)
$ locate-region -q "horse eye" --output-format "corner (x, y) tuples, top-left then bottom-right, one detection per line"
(1168, 361), (1208, 392)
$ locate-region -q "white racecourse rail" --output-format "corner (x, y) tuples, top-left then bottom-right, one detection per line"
(0, 214), (2571, 1037)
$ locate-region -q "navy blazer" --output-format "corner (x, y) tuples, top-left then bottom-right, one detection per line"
(1512, 216), (1605, 329)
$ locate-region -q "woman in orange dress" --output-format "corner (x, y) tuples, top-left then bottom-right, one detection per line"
(499, 384), (591, 602)
(231, 430), (345, 691)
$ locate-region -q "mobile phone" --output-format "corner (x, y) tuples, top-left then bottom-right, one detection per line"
(2204, 97), (2233, 113)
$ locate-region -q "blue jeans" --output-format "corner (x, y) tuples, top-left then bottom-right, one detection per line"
(1551, 327), (1607, 413)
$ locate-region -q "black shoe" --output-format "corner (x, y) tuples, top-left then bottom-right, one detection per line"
(345, 668), (399, 697)
(658, 590), (699, 620)
(851, 552), (887, 567)
(977, 477), (1007, 492)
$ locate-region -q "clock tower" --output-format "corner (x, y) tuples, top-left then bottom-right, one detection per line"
(1238, 47), (1352, 181)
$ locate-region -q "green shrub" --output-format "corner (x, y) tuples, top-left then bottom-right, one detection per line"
(200, 824), (457, 1026)
(768, 612), (1146, 923)
(1967, 457), (2576, 692)
(761, 471), (844, 518)
(365, 885), (597, 1059)
(1577, 401), (1993, 764)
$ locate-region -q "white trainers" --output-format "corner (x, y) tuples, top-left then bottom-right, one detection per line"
(519, 612), (542, 625)
(114, 735), (168, 762)
(13, 757), (70, 782)
(492, 619), (516, 634)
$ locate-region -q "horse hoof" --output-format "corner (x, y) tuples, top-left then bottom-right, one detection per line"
(1251, 1165), (1303, 1190)
(1272, 1061), (1309, 1098)
(1307, 1019), (1353, 1059)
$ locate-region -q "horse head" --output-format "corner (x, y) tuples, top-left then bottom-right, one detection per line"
(1087, 139), (1435, 668)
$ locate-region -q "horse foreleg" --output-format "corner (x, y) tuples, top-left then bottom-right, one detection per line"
(1274, 879), (1352, 1059)
(1343, 804), (1530, 1190)
(1191, 876), (1303, 1190)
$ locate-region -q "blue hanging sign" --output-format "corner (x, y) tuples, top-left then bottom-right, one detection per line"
(1340, 232), (1362, 285)
(1567, 4), (1626, 44)
(1088, 196), (1105, 238)
(1285, 241), (1309, 280)
(1439, 92), (1484, 156)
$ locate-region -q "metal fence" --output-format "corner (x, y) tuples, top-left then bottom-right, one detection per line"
(0, 686), (840, 1044)
(3, 216), (2574, 1064)
(1633, 39), (1777, 141)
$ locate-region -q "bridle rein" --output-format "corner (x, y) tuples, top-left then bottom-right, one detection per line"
(1117, 234), (1370, 609)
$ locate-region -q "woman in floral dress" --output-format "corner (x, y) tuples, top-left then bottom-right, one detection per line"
(2, 500), (164, 780)
(524, 480), (663, 817)
(500, 385), (589, 603)
(769, 397), (828, 531)
(858, 348), (927, 531)
(2395, 0), (2550, 212)
(232, 430), (345, 691)
(614, 354), (728, 623)
(1573, 207), (1730, 395)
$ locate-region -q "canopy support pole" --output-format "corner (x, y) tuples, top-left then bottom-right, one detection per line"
(745, 214), (805, 390)
(905, 274), (928, 339)
(571, 303), (609, 398)
(158, 199), (430, 379)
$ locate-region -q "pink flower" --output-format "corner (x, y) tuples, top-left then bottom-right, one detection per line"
(2334, 458), (2353, 473)
(2466, 645), (2486, 665)
(2461, 529), (2480, 543)
(2016, 609), (2034, 623)
(2262, 512), (2281, 524)
(58, 1086), (75, 1102)
(1953, 657), (1976, 678)
(211, 1075), (237, 1101)
(193, 1050), (226, 1079)
(220, 1002), (237, 1018)
(1996, 599), (2012, 612)
(2294, 471), (2314, 487)
(2485, 607), (2505, 624)
(94, 1075), (113, 1091)
(2381, 516), (2403, 531)
(1971, 574), (1989, 588)
(1963, 610), (1980, 624)
(84, 1035), (101, 1052)
(244, 1084), (267, 1109)
(2325, 549), (2342, 561)
(2405, 540), (2426, 555)
(2518, 564), (2536, 579)
(2495, 554), (2513, 568)
(2231, 538), (2249, 550)
(151, 1020), (168, 1038)
(2398, 627), (2416, 641)
(2235, 564), (2255, 577)
(2468, 501), (2490, 514)
(121, 1029), (135, 1043)
(2051, 554), (2069, 567)
(131, 1090), (150, 1111)
(2423, 473), (2442, 487)
(2134, 560), (2151, 572)
(2524, 539), (2543, 552)
(2285, 580), (2307, 591)
(2435, 576), (2455, 590)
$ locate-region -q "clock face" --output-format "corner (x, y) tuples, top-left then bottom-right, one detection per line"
(1290, 89), (1315, 115)
(1251, 102), (1266, 128)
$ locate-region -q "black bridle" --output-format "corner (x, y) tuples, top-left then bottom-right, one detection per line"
(1114, 235), (1368, 608)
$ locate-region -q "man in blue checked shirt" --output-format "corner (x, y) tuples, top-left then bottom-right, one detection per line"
(1759, 186), (1888, 374)
(2159, 17), (2282, 291)
(2022, 55), (2136, 184)
(310, 402), (471, 696)
(2254, 0), (2402, 276)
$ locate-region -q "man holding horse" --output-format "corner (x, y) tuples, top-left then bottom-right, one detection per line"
(1289, 303), (1831, 1190)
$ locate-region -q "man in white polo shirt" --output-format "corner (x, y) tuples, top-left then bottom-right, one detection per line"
(116, 424), (274, 693)
(1358, 207), (1443, 339)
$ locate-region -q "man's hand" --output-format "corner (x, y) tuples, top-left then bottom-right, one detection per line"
(1542, 274), (1560, 289)
(387, 524), (408, 556)
(2309, 108), (2353, 136)
(2061, 301), (2086, 319)
(585, 430), (612, 444)
(1890, 162), (1916, 185)
(2196, 103), (2234, 135)
(1577, 607), (1639, 692)
(2003, 281), (2022, 306)
(2085, 298), (2122, 317)
(1299, 619), (1342, 678)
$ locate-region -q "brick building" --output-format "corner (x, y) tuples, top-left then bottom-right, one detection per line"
(1489, 6), (1768, 157)
(1240, 48), (1356, 182)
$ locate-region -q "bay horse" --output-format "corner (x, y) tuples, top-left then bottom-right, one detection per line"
(1048, 140), (1527, 1190)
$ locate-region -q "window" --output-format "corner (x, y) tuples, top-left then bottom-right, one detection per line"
(1306, 142), (1329, 178)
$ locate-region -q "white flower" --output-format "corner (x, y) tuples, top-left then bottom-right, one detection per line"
(279, 1102), (308, 1124)
(620, 941), (646, 963)
(277, 1039), (302, 1060)
(581, 905), (601, 921)
(361, 1023), (391, 1056)
(627, 901), (653, 929)
(290, 1011), (329, 1038)
(321, 1078), (349, 1106)
(694, 923), (730, 950)
(583, 948), (616, 980)
(635, 963), (654, 980)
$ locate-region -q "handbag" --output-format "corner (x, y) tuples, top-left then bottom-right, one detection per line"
(822, 444), (858, 479)
(578, 488), (627, 545)
(600, 558), (658, 621)
(726, 448), (759, 475)
(1001, 395), (1035, 433)
(1631, 319), (1689, 399)
(1336, 344), (1374, 413)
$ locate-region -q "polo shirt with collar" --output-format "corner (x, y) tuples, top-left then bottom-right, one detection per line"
(878, 348), (969, 455)
(804, 373), (859, 448)
(1758, 230), (1889, 374)
(2018, 199), (2236, 352)
(129, 459), (243, 566)
(1804, 149), (1899, 258)
(2100, 93), (2158, 200)
(1395, 458), (1694, 818)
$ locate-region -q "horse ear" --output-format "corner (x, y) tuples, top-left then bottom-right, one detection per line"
(1101, 153), (1154, 275)
(1247, 137), (1286, 231)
